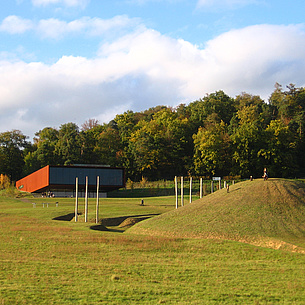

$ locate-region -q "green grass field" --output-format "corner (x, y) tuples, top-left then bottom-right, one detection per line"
(130, 179), (305, 250)
(1, 179), (305, 304)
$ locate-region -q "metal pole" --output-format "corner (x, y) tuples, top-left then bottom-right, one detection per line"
(181, 176), (184, 207)
(85, 176), (88, 223)
(96, 176), (100, 224)
(75, 177), (78, 222)
(175, 176), (178, 209)
(189, 177), (192, 203)
(211, 181), (214, 193)
(200, 177), (203, 198)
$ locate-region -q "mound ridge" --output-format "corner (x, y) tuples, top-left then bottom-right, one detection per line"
(128, 178), (305, 252)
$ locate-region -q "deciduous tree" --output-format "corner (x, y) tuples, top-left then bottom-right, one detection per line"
(193, 116), (232, 176)
(0, 130), (29, 180)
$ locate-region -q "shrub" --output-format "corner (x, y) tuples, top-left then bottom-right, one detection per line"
(0, 174), (11, 190)
(0, 174), (32, 198)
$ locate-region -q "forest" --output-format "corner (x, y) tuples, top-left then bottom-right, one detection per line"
(0, 83), (304, 182)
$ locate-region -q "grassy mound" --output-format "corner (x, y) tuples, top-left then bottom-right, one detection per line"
(128, 178), (305, 252)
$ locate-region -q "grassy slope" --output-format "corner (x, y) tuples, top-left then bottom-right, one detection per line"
(128, 178), (305, 252)
(1, 192), (305, 303)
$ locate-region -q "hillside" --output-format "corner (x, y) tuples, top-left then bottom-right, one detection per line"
(128, 178), (305, 252)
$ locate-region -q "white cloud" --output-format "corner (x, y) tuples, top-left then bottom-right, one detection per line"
(37, 18), (68, 39)
(127, 0), (182, 4)
(200, 24), (305, 94)
(0, 24), (305, 139)
(0, 46), (36, 62)
(32, 0), (58, 5)
(0, 15), (33, 34)
(98, 24), (305, 98)
(86, 15), (140, 36)
(32, 0), (89, 8)
(197, 0), (259, 9)
(0, 15), (140, 39)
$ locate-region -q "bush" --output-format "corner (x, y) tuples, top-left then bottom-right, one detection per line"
(0, 174), (11, 190)
(0, 174), (32, 198)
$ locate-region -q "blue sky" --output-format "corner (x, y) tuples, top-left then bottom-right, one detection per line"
(1, 0), (305, 140)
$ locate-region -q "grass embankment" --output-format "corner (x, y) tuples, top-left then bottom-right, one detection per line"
(1, 180), (305, 304)
(129, 178), (305, 252)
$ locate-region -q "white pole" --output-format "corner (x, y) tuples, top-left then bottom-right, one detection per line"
(175, 176), (178, 209)
(181, 176), (184, 207)
(211, 181), (214, 193)
(189, 177), (192, 203)
(200, 177), (203, 198)
(96, 176), (100, 224)
(75, 177), (78, 222)
(85, 176), (88, 223)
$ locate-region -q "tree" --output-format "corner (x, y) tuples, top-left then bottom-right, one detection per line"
(269, 84), (305, 174)
(230, 105), (265, 177)
(269, 84), (305, 126)
(235, 92), (271, 127)
(114, 111), (138, 179)
(0, 130), (29, 180)
(0, 174), (11, 190)
(193, 117), (232, 176)
(129, 108), (190, 180)
(187, 91), (236, 130)
(258, 120), (298, 177)
(94, 127), (124, 166)
(114, 111), (137, 145)
(81, 119), (99, 131)
(24, 127), (60, 174)
(79, 124), (104, 164)
(55, 123), (81, 165)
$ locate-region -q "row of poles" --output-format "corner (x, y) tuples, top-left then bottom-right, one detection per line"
(175, 176), (203, 209)
(74, 175), (233, 223)
(174, 176), (233, 209)
(75, 176), (100, 223)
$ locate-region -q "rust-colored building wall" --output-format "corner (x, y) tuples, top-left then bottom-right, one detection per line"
(16, 165), (125, 193)
(16, 165), (50, 193)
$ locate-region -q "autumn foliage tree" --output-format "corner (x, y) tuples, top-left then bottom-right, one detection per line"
(0, 174), (11, 190)
(0, 130), (29, 180)
(193, 117), (232, 176)
(128, 108), (191, 180)
(2, 83), (304, 182)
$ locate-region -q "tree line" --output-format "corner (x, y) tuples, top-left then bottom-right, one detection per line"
(1, 83), (304, 182)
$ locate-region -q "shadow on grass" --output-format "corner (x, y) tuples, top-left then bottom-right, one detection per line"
(90, 224), (122, 233)
(100, 214), (159, 226)
(90, 214), (160, 232)
(229, 187), (241, 193)
(52, 212), (159, 232)
(53, 213), (81, 221)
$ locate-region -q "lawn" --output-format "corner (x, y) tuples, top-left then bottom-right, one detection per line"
(1, 191), (305, 304)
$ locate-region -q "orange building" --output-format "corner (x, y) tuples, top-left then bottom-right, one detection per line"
(16, 165), (125, 196)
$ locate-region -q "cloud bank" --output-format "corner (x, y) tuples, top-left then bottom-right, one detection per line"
(0, 22), (305, 139)
(31, 0), (90, 8)
(0, 15), (34, 34)
(0, 15), (139, 38)
(197, 0), (259, 8)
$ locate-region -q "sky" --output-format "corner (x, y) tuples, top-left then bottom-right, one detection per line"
(1, 0), (305, 140)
